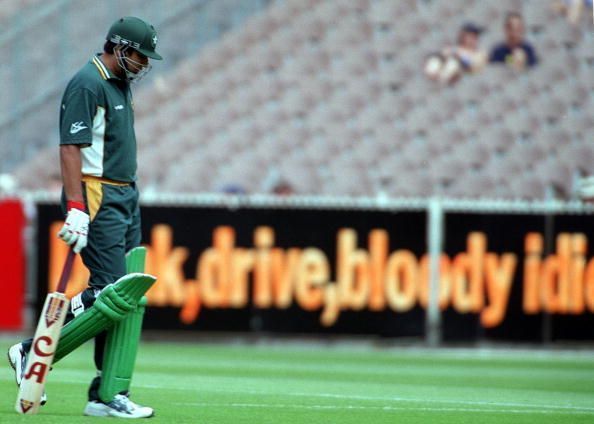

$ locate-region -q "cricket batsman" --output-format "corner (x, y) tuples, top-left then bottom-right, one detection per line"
(8, 16), (162, 418)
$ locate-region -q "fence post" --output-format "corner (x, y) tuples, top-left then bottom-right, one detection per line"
(426, 197), (443, 347)
(542, 188), (556, 345)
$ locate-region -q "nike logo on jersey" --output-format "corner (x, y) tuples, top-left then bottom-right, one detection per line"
(114, 105), (124, 110)
(70, 121), (88, 134)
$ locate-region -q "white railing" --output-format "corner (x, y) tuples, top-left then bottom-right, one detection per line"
(24, 190), (594, 214)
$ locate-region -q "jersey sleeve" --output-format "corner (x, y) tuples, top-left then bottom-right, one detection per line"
(59, 88), (98, 146)
(525, 45), (538, 67)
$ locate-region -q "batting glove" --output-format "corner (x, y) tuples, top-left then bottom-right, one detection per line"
(58, 201), (90, 253)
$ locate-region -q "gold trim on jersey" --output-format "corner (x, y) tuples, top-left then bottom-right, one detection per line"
(82, 175), (130, 187)
(84, 179), (103, 222)
(92, 56), (110, 80)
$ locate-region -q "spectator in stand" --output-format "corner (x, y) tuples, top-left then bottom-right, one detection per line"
(552, 0), (593, 25)
(490, 12), (538, 70)
(577, 174), (594, 201)
(272, 179), (294, 196)
(424, 22), (488, 85)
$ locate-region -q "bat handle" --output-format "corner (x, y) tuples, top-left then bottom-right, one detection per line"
(56, 249), (76, 294)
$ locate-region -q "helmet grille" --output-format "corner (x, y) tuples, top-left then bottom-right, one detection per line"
(110, 34), (140, 50)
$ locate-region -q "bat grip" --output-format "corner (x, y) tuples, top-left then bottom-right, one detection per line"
(56, 249), (76, 294)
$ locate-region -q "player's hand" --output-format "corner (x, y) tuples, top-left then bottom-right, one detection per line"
(58, 202), (89, 253)
(511, 48), (527, 70)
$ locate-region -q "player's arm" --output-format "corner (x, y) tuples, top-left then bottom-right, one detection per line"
(58, 88), (96, 253)
(57, 145), (89, 253)
(60, 145), (84, 203)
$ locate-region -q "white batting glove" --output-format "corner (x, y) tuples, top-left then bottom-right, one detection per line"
(58, 203), (90, 253)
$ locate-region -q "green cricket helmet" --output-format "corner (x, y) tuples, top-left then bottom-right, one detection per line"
(107, 16), (162, 60)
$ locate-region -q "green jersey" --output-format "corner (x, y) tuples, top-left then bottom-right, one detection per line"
(59, 55), (137, 182)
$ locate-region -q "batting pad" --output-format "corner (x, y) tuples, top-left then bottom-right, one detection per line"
(99, 296), (147, 402)
(125, 246), (147, 274)
(53, 272), (156, 363)
(99, 247), (149, 402)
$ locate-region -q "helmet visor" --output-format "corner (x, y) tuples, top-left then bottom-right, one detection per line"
(137, 47), (162, 60)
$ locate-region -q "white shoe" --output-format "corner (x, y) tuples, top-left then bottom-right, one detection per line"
(7, 343), (25, 386)
(7, 343), (47, 406)
(84, 394), (154, 418)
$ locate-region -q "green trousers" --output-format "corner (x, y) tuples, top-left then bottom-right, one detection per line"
(65, 178), (142, 383)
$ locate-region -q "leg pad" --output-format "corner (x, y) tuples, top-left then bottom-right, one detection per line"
(54, 272), (156, 363)
(99, 247), (150, 402)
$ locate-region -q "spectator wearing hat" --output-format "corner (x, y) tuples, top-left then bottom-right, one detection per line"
(424, 23), (488, 85)
(490, 12), (538, 70)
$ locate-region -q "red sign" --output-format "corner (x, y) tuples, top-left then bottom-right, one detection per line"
(0, 199), (25, 330)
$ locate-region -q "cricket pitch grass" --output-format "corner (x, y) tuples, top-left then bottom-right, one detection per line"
(1, 340), (594, 423)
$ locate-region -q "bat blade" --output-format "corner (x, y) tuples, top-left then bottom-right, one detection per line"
(15, 292), (70, 414)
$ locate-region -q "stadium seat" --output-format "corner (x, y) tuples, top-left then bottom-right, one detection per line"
(8, 0), (594, 200)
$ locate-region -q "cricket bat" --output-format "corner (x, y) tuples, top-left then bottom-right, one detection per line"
(15, 249), (76, 414)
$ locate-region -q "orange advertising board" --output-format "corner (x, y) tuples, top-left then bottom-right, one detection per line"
(35, 204), (594, 341)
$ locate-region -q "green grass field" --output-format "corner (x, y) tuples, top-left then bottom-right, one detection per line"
(1, 340), (594, 423)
